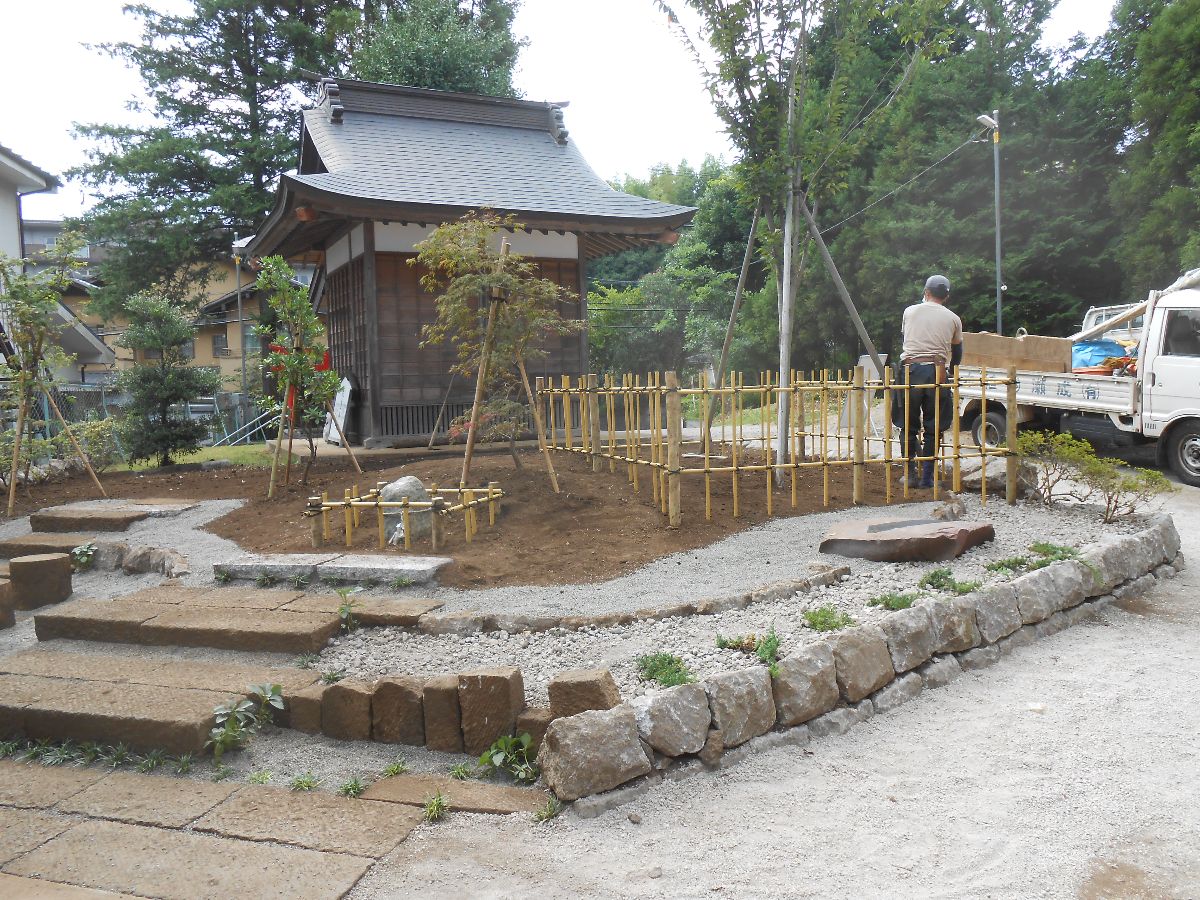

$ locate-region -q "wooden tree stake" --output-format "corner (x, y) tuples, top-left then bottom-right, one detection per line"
(44, 387), (106, 499)
(517, 359), (559, 492)
(665, 371), (682, 527)
(6, 393), (28, 517)
(1006, 366), (1019, 505)
(325, 399), (363, 474)
(266, 378), (291, 500)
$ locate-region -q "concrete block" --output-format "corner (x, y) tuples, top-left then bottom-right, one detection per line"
(423, 674), (463, 753)
(458, 667), (523, 756)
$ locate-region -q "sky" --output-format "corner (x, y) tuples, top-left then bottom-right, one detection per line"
(4, 0), (1117, 221)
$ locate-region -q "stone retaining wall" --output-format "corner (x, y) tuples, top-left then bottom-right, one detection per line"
(535, 514), (1182, 809)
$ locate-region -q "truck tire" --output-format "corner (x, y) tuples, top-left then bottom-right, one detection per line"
(1166, 422), (1200, 487)
(971, 410), (1007, 449)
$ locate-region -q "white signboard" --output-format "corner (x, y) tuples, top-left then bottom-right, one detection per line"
(323, 378), (352, 445)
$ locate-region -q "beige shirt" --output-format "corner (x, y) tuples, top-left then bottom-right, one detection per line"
(901, 301), (963, 366)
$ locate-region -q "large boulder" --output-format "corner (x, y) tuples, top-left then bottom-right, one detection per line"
(830, 626), (895, 702)
(819, 517), (994, 562)
(704, 668), (776, 748)
(972, 583), (1022, 644)
(919, 596), (980, 654)
(381, 476), (432, 545)
(539, 705), (651, 801)
(629, 683), (710, 756)
(875, 606), (935, 673)
(1011, 569), (1058, 624)
(772, 642), (839, 726)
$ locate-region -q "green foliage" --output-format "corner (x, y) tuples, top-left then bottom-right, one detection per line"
(636, 653), (696, 687)
(173, 753), (194, 775)
(803, 604), (855, 632)
(320, 669), (347, 685)
(77, 742), (103, 766)
(214, 571), (232, 585)
(289, 772), (321, 792)
(423, 790), (450, 822)
(99, 743), (134, 769)
(61, 418), (124, 474)
(211, 763), (234, 782)
(382, 756), (409, 778)
(248, 770), (273, 785)
(336, 589), (359, 633)
(289, 574), (310, 590)
(1017, 431), (1098, 507)
(389, 576), (414, 590)
(1027, 542), (1079, 568)
(867, 592), (919, 611)
(449, 762), (474, 780)
(116, 294), (220, 467)
(0, 739), (20, 759)
(918, 568), (978, 595)
(337, 776), (367, 798)
(42, 742), (79, 767)
(207, 698), (256, 762)
(249, 683), (285, 726)
(295, 653), (320, 670)
(716, 627), (781, 676)
(136, 748), (169, 773)
(986, 556), (1029, 575)
(255, 573), (278, 588)
(533, 796), (563, 822)
(1076, 456), (1176, 524)
(478, 733), (538, 784)
(70, 543), (97, 573)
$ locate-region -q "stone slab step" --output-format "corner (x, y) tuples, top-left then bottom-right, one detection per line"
(280, 595), (442, 627)
(0, 533), (95, 559)
(361, 773), (549, 815)
(2, 818), (372, 900)
(0, 873), (130, 898)
(29, 508), (148, 534)
(213, 553), (452, 585)
(56, 771), (239, 829)
(0, 760), (109, 810)
(0, 674), (228, 754)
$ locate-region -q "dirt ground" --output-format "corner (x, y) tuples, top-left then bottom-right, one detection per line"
(10, 448), (911, 588)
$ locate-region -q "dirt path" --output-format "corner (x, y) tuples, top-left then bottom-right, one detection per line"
(349, 488), (1200, 899)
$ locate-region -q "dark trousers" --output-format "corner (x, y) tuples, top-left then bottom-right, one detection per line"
(902, 363), (945, 463)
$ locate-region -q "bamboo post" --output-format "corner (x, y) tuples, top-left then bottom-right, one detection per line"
(587, 374), (603, 473)
(343, 488), (353, 548)
(325, 398), (363, 474)
(902, 365), (911, 499)
(932, 366), (942, 499)
(401, 497), (411, 550)
(308, 497), (322, 548)
(1006, 365), (1019, 505)
(376, 493), (385, 550)
(488, 481), (499, 525)
(732, 372), (741, 517)
(980, 368), (989, 506)
(882, 368), (893, 504)
(658, 374), (668, 515)
(5, 390), (27, 518)
(462, 481), (473, 543)
(649, 374), (661, 507)
(430, 482), (441, 551)
(605, 375), (617, 473)
(632, 374), (641, 494)
(821, 370), (830, 508)
(266, 377), (291, 500)
(579, 377), (591, 459)
(701, 371), (712, 520)
(461, 283), (502, 487)
(352, 482), (361, 527)
(522, 367), (560, 493)
(665, 371), (682, 527)
(789, 375), (798, 508)
(561, 375), (573, 452)
(321, 490), (330, 541)
(764, 371), (773, 514)
(852, 366), (865, 505)
(952, 366), (962, 493)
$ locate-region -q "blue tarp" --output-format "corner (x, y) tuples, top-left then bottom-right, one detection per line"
(1072, 339), (1131, 368)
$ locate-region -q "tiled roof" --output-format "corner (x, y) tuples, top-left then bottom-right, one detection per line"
(0, 142), (59, 191)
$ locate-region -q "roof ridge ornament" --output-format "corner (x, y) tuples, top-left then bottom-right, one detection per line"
(551, 107), (569, 145)
(320, 77), (344, 124)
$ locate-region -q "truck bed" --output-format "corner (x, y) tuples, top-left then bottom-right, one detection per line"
(957, 365), (1138, 416)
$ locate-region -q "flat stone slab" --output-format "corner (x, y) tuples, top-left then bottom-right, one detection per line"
(138, 608), (340, 654)
(280, 595), (442, 626)
(194, 785), (422, 857)
(115, 585), (302, 610)
(361, 773), (549, 815)
(35, 601), (164, 644)
(211, 554), (341, 582)
(0, 873), (131, 898)
(4, 819), (373, 900)
(819, 517), (995, 562)
(0, 533), (97, 559)
(0, 761), (108, 809)
(0, 808), (74, 866)
(314, 554), (453, 585)
(29, 507), (149, 534)
(57, 772), (237, 829)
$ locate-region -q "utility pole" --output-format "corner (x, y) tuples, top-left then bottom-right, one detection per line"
(978, 110), (1003, 335)
(232, 238), (248, 427)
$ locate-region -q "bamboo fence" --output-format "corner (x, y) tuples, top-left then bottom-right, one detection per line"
(306, 481), (505, 552)
(536, 366), (1019, 527)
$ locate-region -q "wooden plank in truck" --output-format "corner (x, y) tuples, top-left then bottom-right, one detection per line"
(961, 332), (1073, 373)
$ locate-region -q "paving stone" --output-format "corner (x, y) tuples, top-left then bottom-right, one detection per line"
(772, 642), (839, 726)
(819, 516), (994, 562)
(372, 677), (425, 745)
(280, 595), (442, 626)
(703, 667), (776, 748)
(211, 554), (342, 582)
(418, 611), (486, 635)
(548, 668), (622, 720)
(538, 705), (651, 801)
(422, 675), (463, 752)
(195, 785), (421, 856)
(171, 588), (301, 610)
(0, 760), (108, 809)
(0, 579), (13, 630)
(0, 533), (97, 559)
(917, 654), (962, 689)
(10, 554), (72, 611)
(960, 645), (1001, 671)
(458, 667), (523, 756)
(362, 773), (550, 814)
(57, 772), (237, 828)
(515, 706), (554, 753)
(315, 554), (452, 585)
(30, 507), (148, 533)
(871, 672), (923, 714)
(33, 601), (162, 644)
(973, 583), (1023, 644)
(919, 596), (981, 654)
(322, 679), (374, 741)
(284, 683), (324, 733)
(138, 608), (339, 653)
(875, 606), (936, 673)
(0, 872), (129, 898)
(0, 807), (73, 866)
(830, 626), (896, 703)
(4, 819), (373, 900)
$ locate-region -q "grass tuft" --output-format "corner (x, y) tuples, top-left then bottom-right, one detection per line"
(289, 771), (320, 792)
(636, 653), (695, 687)
(803, 604), (855, 632)
(423, 791), (449, 823)
(867, 592), (919, 611)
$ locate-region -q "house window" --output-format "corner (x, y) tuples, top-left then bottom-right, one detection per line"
(243, 322), (259, 352)
(212, 331), (230, 356)
(181, 340), (195, 360)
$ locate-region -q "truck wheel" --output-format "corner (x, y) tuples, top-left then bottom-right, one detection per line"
(1166, 423), (1200, 487)
(971, 410), (1007, 449)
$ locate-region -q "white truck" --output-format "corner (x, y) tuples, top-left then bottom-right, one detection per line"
(958, 268), (1200, 486)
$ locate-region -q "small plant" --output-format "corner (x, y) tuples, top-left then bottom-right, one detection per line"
(207, 697), (257, 761)
(254, 573), (278, 588)
(361, 578), (379, 590)
(248, 770), (273, 785)
(389, 576), (414, 590)
(755, 626), (781, 677)
(70, 542), (97, 572)
(918, 568), (980, 595)
(532, 796), (563, 822)
(321, 576), (343, 589)
(172, 753), (194, 775)
(290, 771), (321, 791)
(382, 756), (409, 778)
(867, 592), (919, 611)
(715, 633), (757, 652)
(1016, 431), (1097, 507)
(214, 570), (233, 585)
(423, 791), (449, 822)
(986, 556), (1029, 575)
(100, 743), (134, 768)
(1027, 542), (1078, 569)
(336, 588), (359, 633)
(478, 733), (538, 784)
(295, 653), (320, 670)
(1078, 458), (1175, 523)
(249, 683), (285, 726)
(211, 763), (234, 782)
(19, 739), (54, 762)
(338, 776), (366, 798)
(803, 604), (855, 632)
(289, 573), (310, 590)
(449, 762), (474, 781)
(320, 668), (347, 685)
(953, 579), (982, 594)
(136, 748), (169, 773)
(42, 741), (79, 767)
(0, 739), (22, 759)
(636, 653), (695, 687)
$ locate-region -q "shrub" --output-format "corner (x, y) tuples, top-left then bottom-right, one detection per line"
(636, 653), (695, 687)
(423, 791), (449, 822)
(70, 542), (97, 573)
(1076, 457), (1175, 523)
(337, 776), (366, 798)
(58, 416), (124, 473)
(533, 796), (563, 822)
(382, 756), (409, 778)
(803, 604), (854, 632)
(1016, 431), (1097, 507)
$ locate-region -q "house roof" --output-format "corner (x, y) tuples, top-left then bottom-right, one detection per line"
(0, 143), (59, 193)
(251, 79), (696, 259)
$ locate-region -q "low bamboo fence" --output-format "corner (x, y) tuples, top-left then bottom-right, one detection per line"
(535, 366), (1018, 527)
(306, 481), (505, 551)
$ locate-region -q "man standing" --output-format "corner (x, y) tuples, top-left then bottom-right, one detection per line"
(899, 274), (963, 488)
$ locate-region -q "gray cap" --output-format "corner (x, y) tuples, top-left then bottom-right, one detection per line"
(924, 274), (950, 298)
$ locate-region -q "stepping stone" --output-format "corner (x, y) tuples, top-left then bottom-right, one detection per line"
(29, 507), (149, 533)
(0, 533), (95, 559)
(315, 554), (452, 585)
(4, 819), (373, 900)
(194, 785), (423, 857)
(0, 808), (73, 866)
(35, 600), (165, 644)
(137, 608), (339, 654)
(10, 554), (73, 611)
(0, 872), (130, 898)
(280, 595), (442, 627)
(819, 516), (995, 562)
(361, 773), (550, 815)
(211, 554), (341, 582)
(57, 772), (238, 829)
(115, 585), (301, 609)
(0, 760), (108, 809)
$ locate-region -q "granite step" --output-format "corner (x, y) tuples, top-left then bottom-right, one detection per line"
(0, 533), (97, 559)
(29, 507), (149, 534)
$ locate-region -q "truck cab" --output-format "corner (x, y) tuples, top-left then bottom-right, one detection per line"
(1140, 288), (1200, 481)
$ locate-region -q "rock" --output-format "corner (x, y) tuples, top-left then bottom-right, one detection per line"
(92, 542), (129, 571)
(0, 579), (14, 629)
(10, 553), (72, 611)
(418, 611), (486, 636)
(516, 706), (554, 753)
(1152, 514), (1181, 560)
(917, 654), (962, 689)
(698, 728), (724, 766)
(285, 683), (324, 733)
(959, 645), (1000, 671)
(871, 672), (923, 714)
(919, 596), (981, 654)
(423, 675), (463, 753)
(830, 626), (896, 703)
(930, 493), (966, 521)
(807, 708), (859, 738)
(1078, 547), (1115, 596)
(875, 606), (935, 673)
(538, 705), (651, 801)
(548, 669), (622, 720)
(1114, 573), (1155, 602)
(628, 812), (642, 824)
(458, 667), (524, 756)
(998, 626), (1035, 655)
(1032, 611), (1068, 640)
(151, 548), (190, 578)
(322, 680), (374, 741)
(1011, 569), (1058, 624)
(120, 546), (157, 576)
(772, 642), (839, 727)
(819, 516), (994, 562)
(372, 677), (425, 746)
(958, 456), (1038, 496)
(381, 476), (432, 545)
(629, 683), (710, 757)
(703, 668), (776, 748)
(972, 583), (1022, 644)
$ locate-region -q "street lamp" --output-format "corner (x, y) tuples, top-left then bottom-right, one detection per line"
(977, 110), (1003, 335)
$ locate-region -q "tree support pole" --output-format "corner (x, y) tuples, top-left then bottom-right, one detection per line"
(461, 298), (500, 486)
(267, 377), (291, 500)
(325, 398), (363, 474)
(44, 388), (106, 498)
(709, 204), (760, 427)
(516, 357), (560, 493)
(6, 392), (28, 517)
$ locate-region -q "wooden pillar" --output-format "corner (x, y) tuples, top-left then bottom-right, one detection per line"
(665, 370), (682, 527)
(587, 373), (603, 472)
(577, 233), (590, 373)
(852, 365), (865, 505)
(361, 220), (383, 441)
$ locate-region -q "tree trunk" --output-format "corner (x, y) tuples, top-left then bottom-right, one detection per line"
(508, 436), (522, 469)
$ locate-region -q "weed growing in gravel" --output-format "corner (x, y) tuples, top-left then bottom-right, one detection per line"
(20, 739), (53, 762)
(478, 733), (538, 784)
(1027, 542), (1078, 567)
(338, 777), (366, 798)
(919, 568), (980, 595)
(335, 588), (359, 633)
(389, 576), (414, 590)
(986, 556), (1030, 575)
(533, 796), (562, 822)
(803, 605), (855, 632)
(211, 763), (234, 782)
(423, 791), (449, 822)
(136, 748), (169, 773)
(636, 653), (695, 687)
(172, 753), (194, 775)
(70, 542), (97, 572)
(868, 592), (919, 611)
(382, 757), (409, 778)
(290, 772), (321, 791)
(320, 668), (347, 684)
(715, 633), (757, 652)
(249, 683), (285, 726)
(100, 743), (134, 768)
(214, 570), (232, 584)
(207, 697), (259, 761)
(42, 742), (78, 767)
(295, 653), (320, 669)
(718, 629), (782, 676)
(254, 573), (278, 588)
(0, 739), (21, 759)
(289, 574), (309, 590)
(361, 578), (379, 589)
(248, 770), (272, 785)
(321, 576), (343, 589)
(76, 742), (102, 765)
(449, 762), (474, 780)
